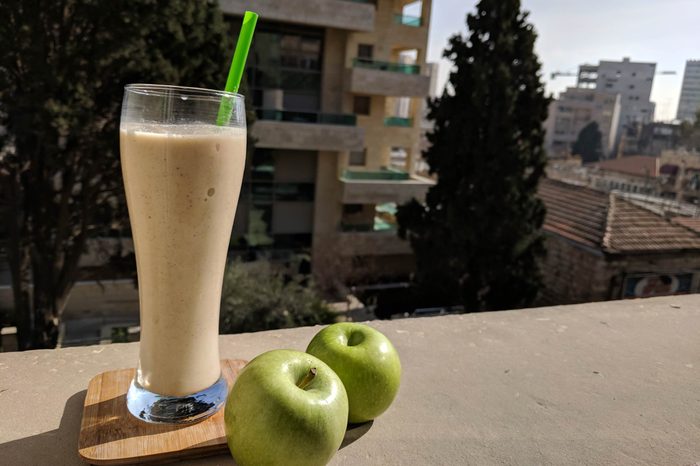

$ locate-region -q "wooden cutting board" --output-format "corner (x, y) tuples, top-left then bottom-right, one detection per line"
(78, 359), (247, 465)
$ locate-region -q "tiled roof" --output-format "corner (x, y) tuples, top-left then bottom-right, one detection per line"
(593, 155), (659, 178)
(672, 216), (700, 234)
(538, 179), (608, 249)
(539, 178), (700, 253)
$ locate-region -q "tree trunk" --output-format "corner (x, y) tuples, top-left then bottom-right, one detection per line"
(4, 170), (35, 350)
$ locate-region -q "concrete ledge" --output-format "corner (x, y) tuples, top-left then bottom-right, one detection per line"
(348, 67), (431, 97)
(252, 120), (365, 152)
(220, 0), (375, 32)
(1, 295), (699, 465)
(340, 175), (434, 204)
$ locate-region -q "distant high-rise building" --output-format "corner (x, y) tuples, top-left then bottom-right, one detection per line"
(544, 87), (621, 159)
(222, 0), (434, 285)
(577, 57), (656, 127)
(676, 60), (700, 122)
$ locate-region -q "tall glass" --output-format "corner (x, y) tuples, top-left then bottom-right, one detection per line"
(120, 84), (246, 423)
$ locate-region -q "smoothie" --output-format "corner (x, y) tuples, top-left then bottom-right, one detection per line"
(121, 123), (246, 397)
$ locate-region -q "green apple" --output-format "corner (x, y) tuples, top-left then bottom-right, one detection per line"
(224, 349), (348, 466)
(306, 323), (401, 423)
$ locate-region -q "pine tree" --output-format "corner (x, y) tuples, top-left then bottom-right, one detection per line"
(397, 0), (549, 312)
(573, 121), (603, 163)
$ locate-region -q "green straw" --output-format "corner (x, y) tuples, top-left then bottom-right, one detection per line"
(217, 11), (258, 126)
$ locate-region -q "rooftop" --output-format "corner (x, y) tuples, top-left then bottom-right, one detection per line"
(0, 295), (698, 465)
(539, 178), (700, 253)
(592, 156), (659, 178)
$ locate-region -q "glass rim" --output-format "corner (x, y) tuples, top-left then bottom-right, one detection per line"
(124, 84), (244, 100)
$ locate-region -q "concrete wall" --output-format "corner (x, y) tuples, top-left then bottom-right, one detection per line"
(252, 120), (364, 152)
(347, 67), (430, 97)
(341, 176), (434, 204)
(219, 0), (376, 32)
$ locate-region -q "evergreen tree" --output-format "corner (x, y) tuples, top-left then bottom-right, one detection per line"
(573, 121), (604, 163)
(397, 0), (549, 312)
(0, 0), (232, 349)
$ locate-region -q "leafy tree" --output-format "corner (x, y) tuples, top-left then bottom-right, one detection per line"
(573, 121), (603, 163)
(0, 0), (232, 349)
(679, 108), (700, 151)
(219, 259), (335, 334)
(396, 0), (549, 312)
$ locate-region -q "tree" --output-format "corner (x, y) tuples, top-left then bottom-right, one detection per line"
(396, 0), (549, 312)
(0, 0), (232, 349)
(219, 259), (335, 334)
(573, 121), (603, 163)
(679, 108), (700, 151)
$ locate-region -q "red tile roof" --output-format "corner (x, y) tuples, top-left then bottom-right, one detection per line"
(593, 155), (659, 178)
(539, 178), (700, 253)
(672, 216), (700, 234)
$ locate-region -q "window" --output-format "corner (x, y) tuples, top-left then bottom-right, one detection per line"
(349, 149), (367, 166)
(629, 84), (635, 90)
(357, 44), (374, 60)
(273, 183), (315, 201)
(353, 96), (371, 115)
(343, 204), (364, 214)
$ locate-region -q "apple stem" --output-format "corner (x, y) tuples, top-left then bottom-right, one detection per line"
(297, 367), (317, 390)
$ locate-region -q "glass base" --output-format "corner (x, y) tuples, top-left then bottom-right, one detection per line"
(126, 376), (228, 424)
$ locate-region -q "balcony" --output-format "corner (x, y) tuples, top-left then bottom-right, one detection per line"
(393, 13), (422, 27)
(252, 109), (364, 152)
(256, 109), (357, 126)
(347, 59), (430, 97)
(1, 295), (698, 465)
(219, 0), (375, 32)
(384, 116), (413, 127)
(340, 168), (434, 204)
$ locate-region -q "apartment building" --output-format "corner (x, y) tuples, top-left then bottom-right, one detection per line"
(577, 57), (656, 127)
(544, 87), (621, 158)
(677, 60), (700, 123)
(220, 0), (434, 286)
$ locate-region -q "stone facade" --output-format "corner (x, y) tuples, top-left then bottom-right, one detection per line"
(539, 233), (700, 305)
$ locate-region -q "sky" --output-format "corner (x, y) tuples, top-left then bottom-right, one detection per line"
(426, 0), (700, 121)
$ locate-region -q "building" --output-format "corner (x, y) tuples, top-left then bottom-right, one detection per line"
(586, 151), (700, 204)
(417, 61), (440, 175)
(677, 60), (700, 122)
(588, 155), (659, 195)
(221, 0), (435, 286)
(577, 57), (656, 127)
(544, 87), (621, 158)
(537, 178), (700, 305)
(637, 121), (682, 156)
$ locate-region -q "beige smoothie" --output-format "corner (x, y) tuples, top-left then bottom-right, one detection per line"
(120, 123), (246, 397)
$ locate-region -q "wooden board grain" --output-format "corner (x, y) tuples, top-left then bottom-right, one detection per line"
(78, 359), (247, 465)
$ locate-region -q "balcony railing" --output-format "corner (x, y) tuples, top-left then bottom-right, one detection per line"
(352, 58), (420, 75)
(384, 116), (413, 127)
(342, 167), (410, 181)
(393, 13), (422, 27)
(256, 109), (357, 126)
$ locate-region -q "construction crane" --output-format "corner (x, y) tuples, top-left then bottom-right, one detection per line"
(551, 70), (676, 80)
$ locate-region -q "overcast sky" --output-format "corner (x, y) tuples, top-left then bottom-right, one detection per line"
(427, 0), (700, 121)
